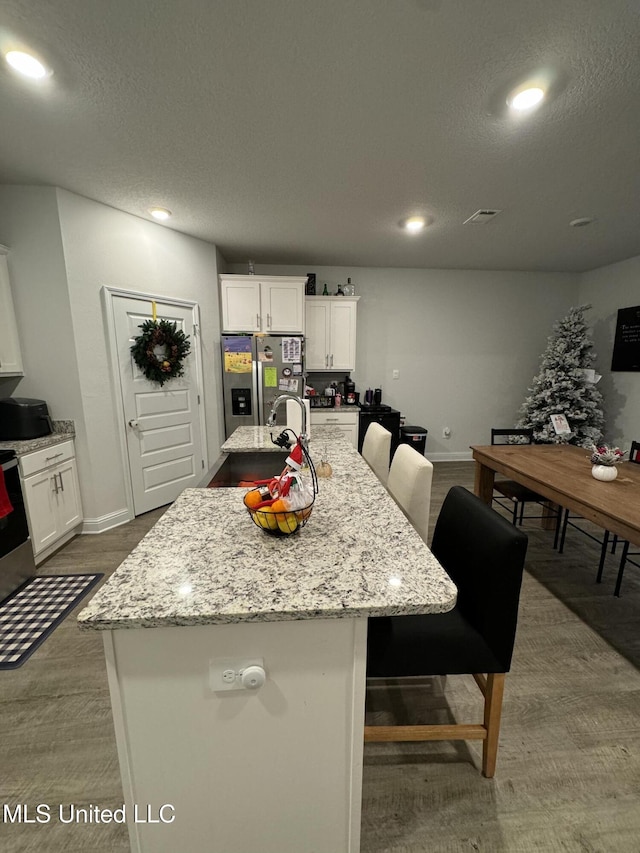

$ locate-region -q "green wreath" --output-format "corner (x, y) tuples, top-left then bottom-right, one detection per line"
(130, 319), (191, 387)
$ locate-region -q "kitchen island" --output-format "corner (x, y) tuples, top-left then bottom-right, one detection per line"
(79, 427), (456, 853)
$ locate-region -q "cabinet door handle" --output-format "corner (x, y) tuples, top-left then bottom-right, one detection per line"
(52, 474), (59, 494)
(45, 452), (63, 462)
(58, 472), (64, 492)
(325, 355), (328, 368)
(330, 354), (334, 367)
(256, 313), (260, 328)
(326, 418), (339, 422)
(267, 313), (271, 328)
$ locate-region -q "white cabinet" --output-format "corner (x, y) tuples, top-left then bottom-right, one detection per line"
(220, 275), (306, 333)
(0, 245), (24, 376)
(19, 440), (83, 563)
(305, 297), (359, 371)
(310, 409), (359, 449)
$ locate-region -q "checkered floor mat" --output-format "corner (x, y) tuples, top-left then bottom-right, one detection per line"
(0, 574), (103, 669)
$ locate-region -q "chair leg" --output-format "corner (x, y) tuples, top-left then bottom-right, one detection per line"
(615, 541), (630, 598)
(553, 506), (562, 550)
(611, 534), (618, 555)
(596, 530), (610, 584)
(518, 501), (525, 526)
(482, 672), (505, 778)
(511, 500), (518, 526)
(558, 509), (569, 554)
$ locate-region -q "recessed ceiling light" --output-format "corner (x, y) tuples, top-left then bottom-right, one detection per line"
(4, 50), (50, 79)
(149, 207), (172, 221)
(507, 86), (545, 111)
(404, 216), (426, 233)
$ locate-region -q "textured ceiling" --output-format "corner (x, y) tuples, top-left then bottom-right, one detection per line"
(0, 0), (639, 272)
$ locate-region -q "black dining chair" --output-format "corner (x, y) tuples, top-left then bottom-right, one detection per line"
(613, 440), (640, 597)
(365, 486), (528, 778)
(490, 429), (560, 536)
(558, 443), (627, 582)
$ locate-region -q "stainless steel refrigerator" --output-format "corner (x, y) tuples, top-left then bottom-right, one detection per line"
(221, 334), (305, 437)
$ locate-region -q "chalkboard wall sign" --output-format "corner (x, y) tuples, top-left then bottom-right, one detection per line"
(611, 305), (640, 371)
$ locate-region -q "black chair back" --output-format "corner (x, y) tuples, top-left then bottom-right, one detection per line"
(431, 486), (528, 672)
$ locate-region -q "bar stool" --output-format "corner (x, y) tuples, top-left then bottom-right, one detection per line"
(386, 442), (433, 544)
(362, 422), (392, 486)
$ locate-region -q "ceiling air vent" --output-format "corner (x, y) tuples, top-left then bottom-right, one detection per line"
(463, 209), (502, 225)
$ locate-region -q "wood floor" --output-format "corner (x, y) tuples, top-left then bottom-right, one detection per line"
(1, 463), (639, 852)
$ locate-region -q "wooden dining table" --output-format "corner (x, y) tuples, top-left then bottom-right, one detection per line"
(471, 443), (640, 549)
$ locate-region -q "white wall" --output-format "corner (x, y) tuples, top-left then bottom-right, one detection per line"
(0, 185), (85, 432)
(56, 189), (224, 523)
(0, 186), (224, 528)
(231, 263), (579, 458)
(579, 255), (640, 448)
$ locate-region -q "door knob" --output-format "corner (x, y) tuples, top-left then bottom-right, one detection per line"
(128, 419), (139, 428)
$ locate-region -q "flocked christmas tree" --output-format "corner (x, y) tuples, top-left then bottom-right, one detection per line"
(516, 305), (604, 446)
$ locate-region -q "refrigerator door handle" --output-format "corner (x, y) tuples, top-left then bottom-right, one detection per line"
(253, 352), (261, 426)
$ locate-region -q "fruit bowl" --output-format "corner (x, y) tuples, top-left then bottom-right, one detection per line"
(243, 492), (314, 537)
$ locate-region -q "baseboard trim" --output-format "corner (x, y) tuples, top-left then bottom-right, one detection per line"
(426, 452), (474, 462)
(82, 508), (132, 535)
(34, 528), (80, 566)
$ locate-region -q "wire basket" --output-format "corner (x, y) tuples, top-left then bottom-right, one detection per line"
(243, 494), (314, 537)
(242, 432), (318, 537)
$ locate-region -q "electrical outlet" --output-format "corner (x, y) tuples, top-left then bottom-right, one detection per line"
(210, 657), (265, 692)
(392, 369), (399, 380)
(442, 427), (451, 439)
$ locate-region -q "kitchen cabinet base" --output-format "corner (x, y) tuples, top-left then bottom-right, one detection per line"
(33, 526), (81, 566)
(104, 617), (367, 853)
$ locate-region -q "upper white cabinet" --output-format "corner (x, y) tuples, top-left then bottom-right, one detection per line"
(305, 297), (359, 371)
(220, 275), (306, 334)
(0, 245), (24, 376)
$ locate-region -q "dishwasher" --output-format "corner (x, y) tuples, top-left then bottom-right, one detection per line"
(0, 449), (34, 602)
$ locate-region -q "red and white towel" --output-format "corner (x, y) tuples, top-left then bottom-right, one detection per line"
(0, 466), (13, 519)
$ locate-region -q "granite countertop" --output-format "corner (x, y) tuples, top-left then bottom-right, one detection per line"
(0, 421), (76, 456)
(78, 426), (457, 631)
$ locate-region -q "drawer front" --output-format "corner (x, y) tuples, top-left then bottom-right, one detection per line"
(310, 411), (358, 426)
(19, 440), (75, 478)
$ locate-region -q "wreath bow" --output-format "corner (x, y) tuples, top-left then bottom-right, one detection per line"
(130, 319), (191, 386)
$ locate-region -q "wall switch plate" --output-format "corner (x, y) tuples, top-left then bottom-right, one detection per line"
(392, 369), (399, 380)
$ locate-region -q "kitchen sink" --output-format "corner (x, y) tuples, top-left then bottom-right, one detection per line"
(202, 451), (288, 488)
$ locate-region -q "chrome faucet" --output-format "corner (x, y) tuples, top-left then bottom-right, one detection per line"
(267, 394), (309, 449)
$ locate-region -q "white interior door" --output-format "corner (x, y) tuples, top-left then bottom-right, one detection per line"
(112, 295), (205, 516)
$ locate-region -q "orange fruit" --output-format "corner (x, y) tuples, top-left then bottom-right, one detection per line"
(244, 489), (263, 509)
(296, 506), (312, 522)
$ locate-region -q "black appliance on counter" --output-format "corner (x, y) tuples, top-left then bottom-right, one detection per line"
(0, 449), (34, 602)
(0, 397), (53, 440)
(358, 403), (401, 461)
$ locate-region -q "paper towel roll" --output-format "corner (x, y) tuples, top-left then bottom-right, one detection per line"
(286, 398), (311, 437)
